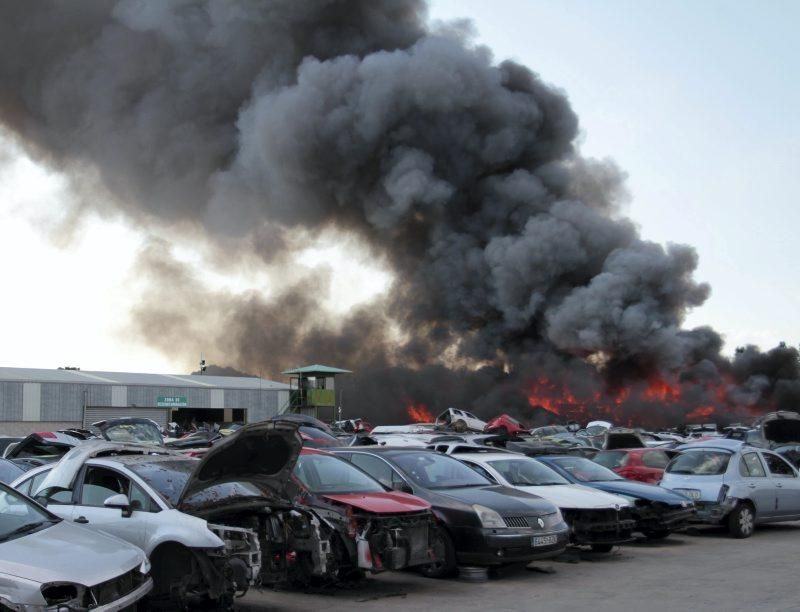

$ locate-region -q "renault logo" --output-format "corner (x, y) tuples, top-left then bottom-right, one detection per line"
(537, 517), (545, 528)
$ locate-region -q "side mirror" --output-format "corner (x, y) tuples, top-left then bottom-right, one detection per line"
(104, 493), (132, 517)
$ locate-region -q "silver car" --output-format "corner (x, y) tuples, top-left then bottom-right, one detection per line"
(0, 481), (152, 610)
(661, 439), (800, 538)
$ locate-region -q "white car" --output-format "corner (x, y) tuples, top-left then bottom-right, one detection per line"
(435, 408), (487, 433)
(0, 480), (152, 610)
(12, 422), (330, 609)
(454, 452), (636, 552)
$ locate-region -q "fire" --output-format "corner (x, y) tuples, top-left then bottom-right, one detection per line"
(406, 402), (434, 423)
(685, 405), (715, 420)
(643, 377), (680, 402)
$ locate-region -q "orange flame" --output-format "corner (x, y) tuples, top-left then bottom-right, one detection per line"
(685, 405), (715, 420)
(406, 402), (434, 423)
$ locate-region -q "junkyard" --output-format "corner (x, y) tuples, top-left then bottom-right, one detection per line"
(2, 1), (799, 611)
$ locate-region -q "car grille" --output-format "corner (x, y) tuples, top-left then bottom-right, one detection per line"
(502, 512), (560, 529)
(89, 568), (145, 606)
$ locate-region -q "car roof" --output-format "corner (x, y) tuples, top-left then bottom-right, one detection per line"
(454, 452), (526, 462)
(676, 439), (747, 452)
(331, 446), (436, 455)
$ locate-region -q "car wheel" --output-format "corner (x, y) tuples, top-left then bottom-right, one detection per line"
(590, 543), (614, 553)
(419, 529), (457, 579)
(453, 420), (467, 433)
(643, 529), (671, 540)
(148, 543), (195, 611)
(727, 503), (755, 538)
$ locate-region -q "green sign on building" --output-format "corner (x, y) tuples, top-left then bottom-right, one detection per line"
(157, 395), (188, 407)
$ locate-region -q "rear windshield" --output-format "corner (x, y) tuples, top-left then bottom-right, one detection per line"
(11, 439), (73, 461)
(594, 451), (629, 469)
(666, 451), (730, 476)
(488, 459), (569, 486)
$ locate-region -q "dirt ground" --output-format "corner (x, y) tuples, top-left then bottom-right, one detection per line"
(239, 523), (800, 611)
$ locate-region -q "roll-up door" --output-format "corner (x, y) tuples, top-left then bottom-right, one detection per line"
(83, 407), (169, 429)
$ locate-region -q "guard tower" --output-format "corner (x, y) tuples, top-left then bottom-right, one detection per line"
(282, 364), (351, 422)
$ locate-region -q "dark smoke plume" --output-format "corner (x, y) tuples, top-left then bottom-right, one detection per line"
(1, 1), (797, 426)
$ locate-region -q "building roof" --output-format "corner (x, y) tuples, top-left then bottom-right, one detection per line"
(281, 364), (352, 375)
(0, 367), (289, 390)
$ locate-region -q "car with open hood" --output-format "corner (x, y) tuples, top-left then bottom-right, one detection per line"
(454, 452), (635, 552)
(93, 417), (165, 446)
(330, 447), (569, 578)
(12, 421), (332, 608)
(290, 447), (437, 581)
(0, 480), (152, 610)
(536, 455), (695, 539)
(660, 441), (800, 537)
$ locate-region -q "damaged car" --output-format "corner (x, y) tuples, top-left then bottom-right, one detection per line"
(0, 480), (152, 610)
(537, 455), (695, 539)
(290, 448), (437, 580)
(593, 448), (681, 484)
(5, 431), (85, 467)
(455, 452), (636, 552)
(661, 440), (800, 538)
(331, 447), (569, 577)
(13, 421), (333, 608)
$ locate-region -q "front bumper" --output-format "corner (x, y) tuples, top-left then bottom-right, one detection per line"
(690, 500), (737, 525)
(453, 524), (570, 566)
(632, 504), (695, 533)
(562, 508), (636, 546)
(88, 576), (153, 612)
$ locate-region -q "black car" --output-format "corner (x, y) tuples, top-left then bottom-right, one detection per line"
(536, 455), (695, 539)
(330, 447), (569, 577)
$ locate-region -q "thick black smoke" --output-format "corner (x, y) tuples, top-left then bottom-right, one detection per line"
(0, 1), (796, 425)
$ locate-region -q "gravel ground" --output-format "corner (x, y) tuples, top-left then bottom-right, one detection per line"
(238, 524), (800, 612)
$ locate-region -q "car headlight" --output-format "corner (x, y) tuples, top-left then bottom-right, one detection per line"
(473, 504), (506, 528)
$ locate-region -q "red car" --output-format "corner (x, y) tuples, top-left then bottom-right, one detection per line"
(484, 414), (528, 436)
(290, 447), (437, 582)
(593, 448), (681, 484)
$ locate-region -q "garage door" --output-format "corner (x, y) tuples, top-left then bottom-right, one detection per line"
(83, 407), (169, 429)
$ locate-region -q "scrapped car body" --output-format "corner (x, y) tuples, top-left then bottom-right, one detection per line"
(602, 429), (647, 450)
(291, 448), (436, 579)
(93, 417), (165, 446)
(435, 408), (487, 433)
(455, 452), (635, 551)
(536, 456), (695, 539)
(660, 441), (800, 538)
(5, 431), (85, 466)
(13, 422), (332, 607)
(331, 447), (569, 577)
(0, 481), (152, 610)
(483, 415), (527, 437)
(593, 448), (681, 484)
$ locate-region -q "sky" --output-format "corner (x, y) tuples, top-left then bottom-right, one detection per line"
(0, 1), (797, 374)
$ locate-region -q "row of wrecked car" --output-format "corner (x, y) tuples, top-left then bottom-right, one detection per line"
(1, 411), (799, 609)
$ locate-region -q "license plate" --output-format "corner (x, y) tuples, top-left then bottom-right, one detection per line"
(532, 535), (558, 547)
(674, 488), (701, 500)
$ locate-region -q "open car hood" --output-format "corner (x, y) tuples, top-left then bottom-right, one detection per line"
(604, 430), (645, 449)
(94, 417), (164, 446)
(176, 420), (302, 508)
(755, 411), (800, 445)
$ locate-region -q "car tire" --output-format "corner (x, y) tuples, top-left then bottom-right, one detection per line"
(590, 543), (614, 553)
(419, 529), (457, 579)
(727, 503), (755, 539)
(643, 529), (671, 540)
(148, 543), (195, 611)
(453, 420), (467, 433)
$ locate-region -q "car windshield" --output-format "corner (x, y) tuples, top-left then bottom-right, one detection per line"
(666, 451), (730, 475)
(102, 422), (163, 445)
(127, 458), (271, 507)
(0, 483), (56, 543)
(594, 451), (629, 469)
(488, 459), (569, 486)
(393, 452), (490, 489)
(548, 457), (623, 482)
(11, 438), (73, 460)
(294, 453), (384, 494)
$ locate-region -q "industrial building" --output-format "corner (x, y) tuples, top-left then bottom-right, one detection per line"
(0, 367), (290, 435)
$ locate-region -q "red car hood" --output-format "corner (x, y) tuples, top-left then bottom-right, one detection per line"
(322, 491), (431, 513)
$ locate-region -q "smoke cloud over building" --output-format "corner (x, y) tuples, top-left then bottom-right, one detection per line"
(0, 0), (797, 426)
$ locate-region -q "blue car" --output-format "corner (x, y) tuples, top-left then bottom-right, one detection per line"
(536, 455), (694, 539)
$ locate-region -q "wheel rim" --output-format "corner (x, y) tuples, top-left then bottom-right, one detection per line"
(739, 508), (754, 534)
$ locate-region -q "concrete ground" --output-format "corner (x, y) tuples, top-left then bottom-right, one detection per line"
(238, 524), (800, 611)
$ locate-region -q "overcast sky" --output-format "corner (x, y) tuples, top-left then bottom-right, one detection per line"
(0, 0), (797, 373)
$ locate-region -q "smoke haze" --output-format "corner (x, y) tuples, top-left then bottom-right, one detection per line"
(0, 0), (797, 426)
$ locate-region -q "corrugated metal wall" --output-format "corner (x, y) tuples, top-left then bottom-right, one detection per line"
(0, 383), (23, 421)
(41, 383), (84, 421)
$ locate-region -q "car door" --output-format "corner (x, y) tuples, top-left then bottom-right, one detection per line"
(738, 452), (775, 519)
(71, 463), (148, 549)
(761, 452), (800, 517)
(14, 468), (75, 521)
